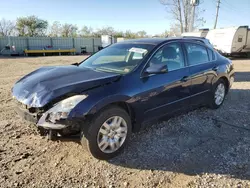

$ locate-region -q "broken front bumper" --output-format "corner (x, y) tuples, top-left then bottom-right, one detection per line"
(14, 105), (80, 130)
(15, 106), (37, 124)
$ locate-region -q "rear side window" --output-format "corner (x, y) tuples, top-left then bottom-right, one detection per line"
(207, 49), (215, 61)
(184, 43), (209, 66)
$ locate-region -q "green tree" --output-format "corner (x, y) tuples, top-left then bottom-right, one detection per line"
(16, 15), (48, 36)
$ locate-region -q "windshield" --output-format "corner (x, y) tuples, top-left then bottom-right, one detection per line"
(79, 43), (155, 74)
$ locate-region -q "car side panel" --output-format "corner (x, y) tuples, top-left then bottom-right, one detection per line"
(68, 80), (132, 118)
(70, 42), (233, 132)
(136, 67), (192, 122)
(211, 53), (235, 86)
(188, 62), (216, 105)
(68, 74), (142, 119)
(182, 41), (217, 105)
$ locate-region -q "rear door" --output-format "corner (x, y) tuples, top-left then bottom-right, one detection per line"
(139, 42), (192, 121)
(183, 42), (216, 105)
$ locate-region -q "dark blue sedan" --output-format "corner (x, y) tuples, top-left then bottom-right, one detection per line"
(12, 38), (234, 160)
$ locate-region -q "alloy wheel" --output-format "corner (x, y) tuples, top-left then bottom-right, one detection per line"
(214, 83), (226, 106)
(97, 116), (128, 154)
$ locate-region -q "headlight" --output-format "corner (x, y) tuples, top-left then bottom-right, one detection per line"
(47, 95), (87, 122)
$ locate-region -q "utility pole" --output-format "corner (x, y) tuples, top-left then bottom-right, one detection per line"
(189, 0), (200, 32)
(189, 5), (196, 32)
(214, 0), (221, 29)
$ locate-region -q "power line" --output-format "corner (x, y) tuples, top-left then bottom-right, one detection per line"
(221, 1), (249, 15)
(220, 5), (249, 22)
(223, 0), (236, 8)
(212, 0), (249, 28)
(220, 1), (238, 12)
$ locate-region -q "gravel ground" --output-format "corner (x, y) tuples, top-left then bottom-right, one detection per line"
(0, 56), (250, 188)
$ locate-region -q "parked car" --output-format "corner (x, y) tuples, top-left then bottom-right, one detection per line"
(12, 38), (234, 160)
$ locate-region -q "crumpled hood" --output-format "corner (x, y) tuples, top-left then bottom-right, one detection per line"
(12, 65), (120, 107)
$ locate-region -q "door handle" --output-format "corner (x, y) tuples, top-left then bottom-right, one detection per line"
(212, 66), (219, 71)
(181, 76), (189, 82)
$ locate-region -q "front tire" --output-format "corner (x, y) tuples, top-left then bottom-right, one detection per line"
(209, 79), (227, 109)
(81, 106), (132, 160)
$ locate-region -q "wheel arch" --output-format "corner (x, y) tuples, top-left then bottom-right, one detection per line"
(218, 76), (230, 93)
(92, 101), (138, 132)
(80, 95), (139, 132)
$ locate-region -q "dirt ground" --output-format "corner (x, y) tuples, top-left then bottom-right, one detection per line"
(0, 56), (250, 188)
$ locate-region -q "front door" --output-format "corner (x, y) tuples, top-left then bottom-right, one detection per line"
(138, 42), (192, 121)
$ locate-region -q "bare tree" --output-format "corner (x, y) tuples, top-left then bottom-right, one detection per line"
(61, 24), (78, 37)
(94, 26), (116, 37)
(154, 29), (177, 38)
(79, 26), (94, 37)
(123, 30), (137, 39)
(113, 31), (124, 38)
(159, 0), (205, 34)
(48, 21), (62, 37)
(0, 18), (15, 36)
(136, 30), (148, 38)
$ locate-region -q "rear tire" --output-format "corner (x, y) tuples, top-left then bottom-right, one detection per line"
(209, 79), (227, 109)
(80, 106), (132, 160)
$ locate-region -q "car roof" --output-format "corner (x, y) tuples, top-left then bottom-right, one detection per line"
(122, 38), (170, 45)
(121, 37), (209, 45)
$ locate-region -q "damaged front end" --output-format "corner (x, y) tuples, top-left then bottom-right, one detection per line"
(11, 65), (121, 139)
(13, 95), (88, 138)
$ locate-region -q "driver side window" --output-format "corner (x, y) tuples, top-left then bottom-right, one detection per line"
(150, 43), (185, 71)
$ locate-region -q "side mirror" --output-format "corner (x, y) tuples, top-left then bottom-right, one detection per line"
(145, 63), (168, 75)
